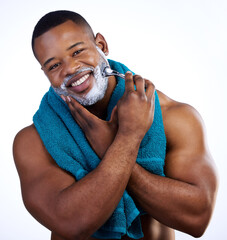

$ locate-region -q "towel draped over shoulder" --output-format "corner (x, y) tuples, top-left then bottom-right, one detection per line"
(33, 59), (166, 239)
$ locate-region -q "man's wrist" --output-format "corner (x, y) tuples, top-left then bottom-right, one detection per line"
(115, 132), (142, 149)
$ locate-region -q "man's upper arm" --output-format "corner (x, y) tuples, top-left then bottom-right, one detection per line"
(13, 123), (141, 239)
(13, 124), (76, 230)
(124, 96), (218, 236)
(164, 102), (218, 202)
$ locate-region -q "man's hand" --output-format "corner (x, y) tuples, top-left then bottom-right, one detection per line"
(64, 97), (118, 159)
(14, 72), (156, 240)
(116, 72), (155, 141)
(63, 72), (155, 157)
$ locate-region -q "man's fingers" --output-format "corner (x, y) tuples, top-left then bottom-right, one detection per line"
(134, 75), (145, 95)
(144, 79), (155, 101)
(66, 97), (87, 126)
(124, 71), (135, 92)
(64, 96), (96, 129)
(66, 96), (86, 116)
(109, 106), (118, 126)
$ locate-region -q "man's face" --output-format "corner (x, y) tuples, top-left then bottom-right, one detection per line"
(34, 20), (109, 105)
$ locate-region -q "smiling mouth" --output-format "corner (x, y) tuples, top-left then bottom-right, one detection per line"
(70, 74), (90, 87)
(64, 67), (94, 89)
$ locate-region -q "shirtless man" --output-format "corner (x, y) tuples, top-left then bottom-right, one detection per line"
(13, 10), (218, 240)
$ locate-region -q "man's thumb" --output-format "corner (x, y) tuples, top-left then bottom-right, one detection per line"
(109, 106), (118, 125)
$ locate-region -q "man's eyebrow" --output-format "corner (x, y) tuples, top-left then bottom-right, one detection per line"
(43, 42), (84, 68)
(66, 42), (84, 51)
(43, 57), (55, 68)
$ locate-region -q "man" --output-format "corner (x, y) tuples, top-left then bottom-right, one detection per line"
(13, 10), (218, 240)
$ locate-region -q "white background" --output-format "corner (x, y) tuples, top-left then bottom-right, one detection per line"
(1, 0), (226, 239)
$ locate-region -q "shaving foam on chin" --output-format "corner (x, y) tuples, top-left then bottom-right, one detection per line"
(53, 67), (94, 95)
(52, 50), (108, 106)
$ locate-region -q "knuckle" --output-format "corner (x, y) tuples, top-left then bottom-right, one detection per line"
(125, 78), (133, 85)
(151, 83), (155, 90)
(127, 90), (137, 98)
(139, 94), (147, 101)
(145, 79), (155, 87)
(125, 71), (133, 79)
(121, 90), (137, 102)
(87, 119), (95, 129)
(134, 75), (143, 81)
(76, 107), (82, 115)
(82, 123), (89, 133)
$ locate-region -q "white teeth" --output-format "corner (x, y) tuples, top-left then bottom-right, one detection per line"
(71, 74), (89, 87)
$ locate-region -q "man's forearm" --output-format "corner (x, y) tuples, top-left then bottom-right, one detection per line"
(57, 73), (155, 239)
(54, 133), (140, 239)
(127, 163), (213, 237)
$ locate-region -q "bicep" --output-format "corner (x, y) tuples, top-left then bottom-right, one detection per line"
(13, 125), (75, 227)
(164, 104), (218, 194)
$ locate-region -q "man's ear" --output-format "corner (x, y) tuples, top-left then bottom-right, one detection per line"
(95, 33), (109, 56)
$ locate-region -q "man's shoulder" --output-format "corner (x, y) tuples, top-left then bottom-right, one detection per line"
(13, 124), (40, 150)
(13, 124), (54, 172)
(156, 90), (205, 144)
(13, 124), (40, 163)
(157, 90), (201, 120)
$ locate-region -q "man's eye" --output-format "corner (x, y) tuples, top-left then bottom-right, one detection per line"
(73, 49), (83, 56)
(49, 63), (60, 71)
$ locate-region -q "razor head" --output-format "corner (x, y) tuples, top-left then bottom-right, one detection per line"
(101, 62), (112, 77)
(100, 62), (125, 79)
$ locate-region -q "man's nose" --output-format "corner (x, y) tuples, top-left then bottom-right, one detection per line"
(62, 58), (81, 77)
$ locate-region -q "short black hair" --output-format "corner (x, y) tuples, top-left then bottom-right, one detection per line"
(31, 10), (95, 56)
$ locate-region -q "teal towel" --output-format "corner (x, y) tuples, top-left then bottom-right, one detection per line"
(33, 59), (166, 239)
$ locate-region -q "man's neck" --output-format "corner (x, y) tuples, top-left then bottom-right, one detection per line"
(86, 76), (117, 120)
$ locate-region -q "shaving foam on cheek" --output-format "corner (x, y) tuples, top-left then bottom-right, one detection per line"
(52, 48), (109, 106)
(84, 57), (108, 104)
(96, 46), (109, 67)
(53, 67), (94, 96)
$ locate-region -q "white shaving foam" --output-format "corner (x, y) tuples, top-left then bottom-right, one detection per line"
(53, 47), (109, 106)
